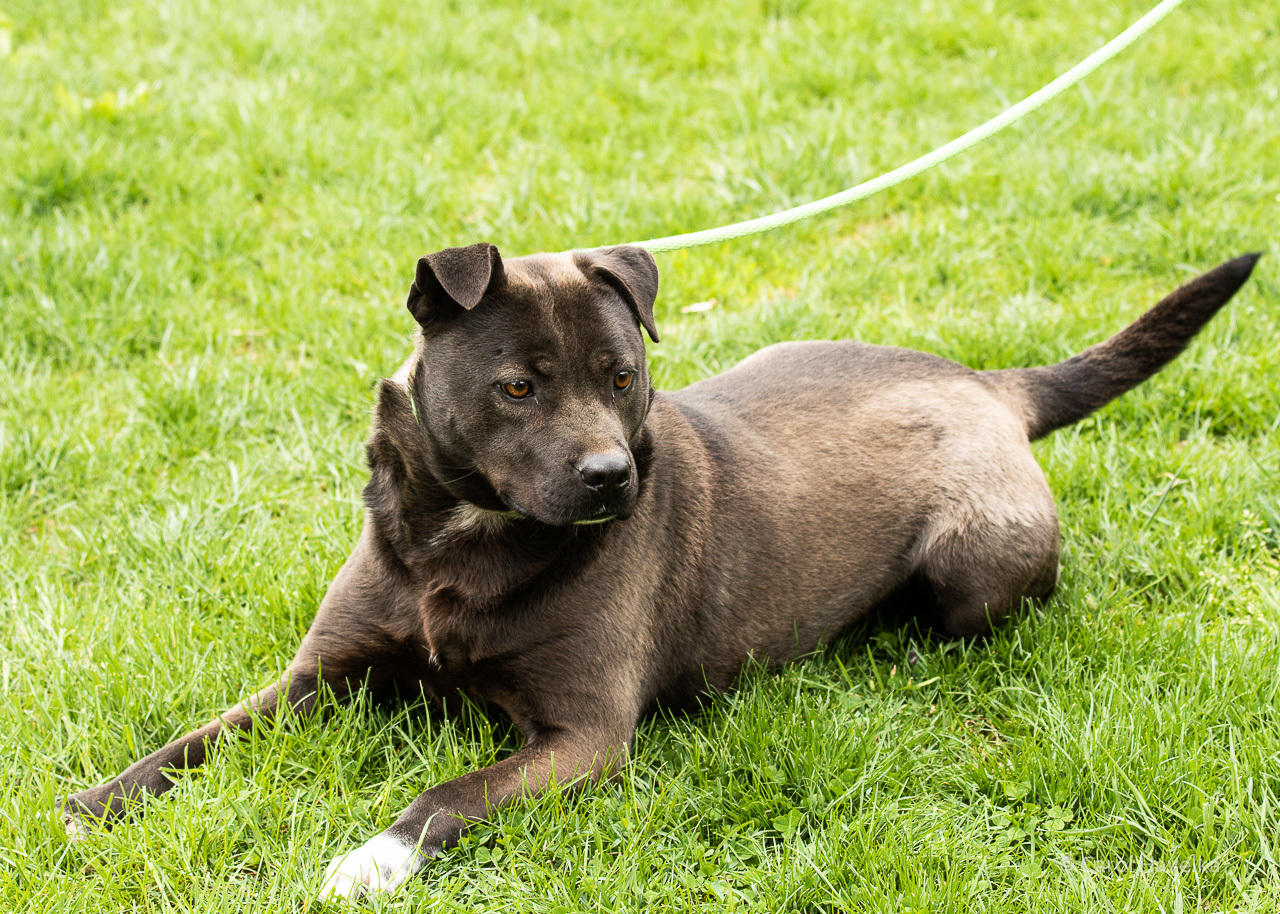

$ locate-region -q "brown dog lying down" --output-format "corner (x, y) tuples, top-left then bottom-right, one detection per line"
(62, 246), (1260, 900)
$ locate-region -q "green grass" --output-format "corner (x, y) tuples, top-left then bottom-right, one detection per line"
(2, 0), (1279, 910)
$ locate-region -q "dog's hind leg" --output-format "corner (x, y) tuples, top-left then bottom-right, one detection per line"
(915, 458), (1062, 639)
(920, 522), (1060, 638)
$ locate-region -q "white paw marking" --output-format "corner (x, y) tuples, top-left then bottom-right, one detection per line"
(319, 833), (424, 902)
(62, 811), (91, 844)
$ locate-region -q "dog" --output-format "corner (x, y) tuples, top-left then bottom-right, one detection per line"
(61, 244), (1260, 901)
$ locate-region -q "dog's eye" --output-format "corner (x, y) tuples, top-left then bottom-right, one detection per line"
(502, 380), (533, 399)
(614, 370), (633, 391)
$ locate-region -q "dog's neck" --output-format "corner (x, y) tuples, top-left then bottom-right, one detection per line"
(363, 467), (573, 612)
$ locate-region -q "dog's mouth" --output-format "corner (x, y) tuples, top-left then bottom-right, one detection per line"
(499, 494), (622, 527)
(499, 494), (534, 519)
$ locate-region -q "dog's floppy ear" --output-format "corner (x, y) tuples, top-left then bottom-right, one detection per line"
(407, 243), (505, 328)
(581, 245), (660, 343)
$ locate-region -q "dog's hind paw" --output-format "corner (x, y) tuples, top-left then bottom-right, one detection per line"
(319, 833), (425, 903)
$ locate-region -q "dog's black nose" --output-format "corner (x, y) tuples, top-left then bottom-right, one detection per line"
(576, 452), (631, 492)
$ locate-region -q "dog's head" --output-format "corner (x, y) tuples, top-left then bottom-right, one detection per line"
(394, 242), (660, 527)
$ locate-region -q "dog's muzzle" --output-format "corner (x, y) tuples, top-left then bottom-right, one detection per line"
(573, 450), (635, 522)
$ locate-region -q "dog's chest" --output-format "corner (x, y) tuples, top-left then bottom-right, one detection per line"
(411, 586), (522, 684)
(420, 611), (472, 672)
(408, 608), (546, 729)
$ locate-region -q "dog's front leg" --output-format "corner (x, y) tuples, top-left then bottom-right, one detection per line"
(60, 668), (330, 834)
(61, 538), (403, 833)
(319, 724), (630, 901)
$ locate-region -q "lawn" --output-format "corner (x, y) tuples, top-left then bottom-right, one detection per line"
(2, 0), (1279, 910)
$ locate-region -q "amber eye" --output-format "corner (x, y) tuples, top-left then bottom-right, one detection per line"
(502, 380), (532, 399)
(614, 370), (634, 391)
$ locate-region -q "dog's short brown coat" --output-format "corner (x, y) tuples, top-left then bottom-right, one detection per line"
(64, 246), (1261, 898)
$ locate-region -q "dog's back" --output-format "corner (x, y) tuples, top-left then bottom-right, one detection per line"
(661, 253), (1261, 646)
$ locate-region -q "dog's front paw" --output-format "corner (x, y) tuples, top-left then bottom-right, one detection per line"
(59, 795), (107, 844)
(319, 833), (425, 903)
(61, 807), (92, 844)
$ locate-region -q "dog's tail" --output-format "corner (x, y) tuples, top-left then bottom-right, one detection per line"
(985, 254), (1262, 442)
